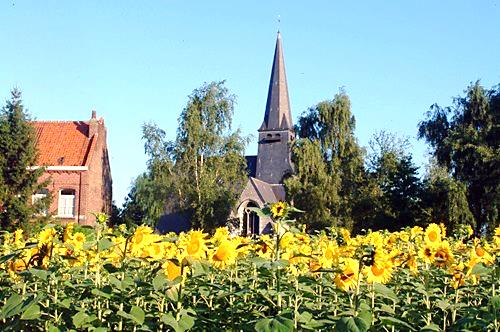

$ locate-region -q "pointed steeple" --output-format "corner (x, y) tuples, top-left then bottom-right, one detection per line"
(259, 32), (293, 131)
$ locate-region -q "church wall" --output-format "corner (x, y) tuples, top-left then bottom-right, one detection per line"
(256, 130), (294, 184)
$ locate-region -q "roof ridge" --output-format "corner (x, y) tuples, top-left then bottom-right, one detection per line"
(31, 120), (89, 123)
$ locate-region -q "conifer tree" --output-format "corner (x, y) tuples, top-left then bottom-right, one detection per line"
(363, 132), (423, 231)
(0, 89), (49, 231)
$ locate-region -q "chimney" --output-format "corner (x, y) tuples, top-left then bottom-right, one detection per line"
(89, 109), (99, 138)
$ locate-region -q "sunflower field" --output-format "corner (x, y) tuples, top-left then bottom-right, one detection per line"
(0, 207), (499, 331)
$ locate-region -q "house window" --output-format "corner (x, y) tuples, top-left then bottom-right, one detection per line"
(58, 189), (75, 218)
(32, 188), (49, 216)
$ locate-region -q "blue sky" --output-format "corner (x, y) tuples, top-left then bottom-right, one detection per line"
(1, 1), (499, 207)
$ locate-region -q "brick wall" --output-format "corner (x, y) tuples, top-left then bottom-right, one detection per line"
(38, 170), (88, 224)
(85, 120), (112, 224)
(35, 116), (112, 226)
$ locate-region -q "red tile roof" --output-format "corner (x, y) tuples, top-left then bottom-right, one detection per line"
(32, 121), (93, 166)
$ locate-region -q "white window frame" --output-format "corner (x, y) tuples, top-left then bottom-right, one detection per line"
(58, 189), (75, 218)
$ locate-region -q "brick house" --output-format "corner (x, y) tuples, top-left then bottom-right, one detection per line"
(31, 111), (112, 225)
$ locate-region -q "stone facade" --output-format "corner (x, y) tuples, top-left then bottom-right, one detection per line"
(32, 111), (112, 225)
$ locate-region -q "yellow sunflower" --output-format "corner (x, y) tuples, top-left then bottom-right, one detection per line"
(364, 260), (393, 284)
(38, 228), (57, 246)
(131, 225), (154, 246)
(364, 250), (393, 284)
(470, 242), (495, 266)
(406, 253), (418, 274)
(179, 230), (208, 260)
(439, 223), (447, 239)
(63, 223), (74, 242)
(449, 262), (465, 289)
(14, 229), (23, 242)
(210, 240), (237, 269)
(493, 226), (500, 248)
(212, 227), (230, 243)
(410, 226), (424, 239)
(162, 260), (182, 281)
(339, 228), (352, 245)
(418, 244), (435, 264)
(254, 235), (273, 259)
(334, 258), (359, 291)
(147, 243), (166, 261)
(271, 201), (287, 218)
(433, 241), (454, 268)
(424, 223), (442, 246)
(8, 259), (26, 273)
(319, 241), (340, 269)
(279, 232), (295, 250)
(72, 232), (86, 244)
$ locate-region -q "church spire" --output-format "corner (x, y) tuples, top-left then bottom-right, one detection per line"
(259, 31), (293, 131)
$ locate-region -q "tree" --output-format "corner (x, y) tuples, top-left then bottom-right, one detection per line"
(0, 89), (50, 231)
(420, 161), (474, 232)
(363, 131), (423, 231)
(174, 81), (248, 230)
(286, 90), (366, 230)
(285, 139), (335, 230)
(119, 179), (147, 226)
(122, 81), (249, 232)
(418, 81), (499, 233)
(119, 122), (177, 227)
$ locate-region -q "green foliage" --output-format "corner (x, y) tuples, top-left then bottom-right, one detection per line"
(122, 82), (248, 231)
(174, 81), (248, 230)
(119, 179), (146, 226)
(418, 81), (499, 233)
(285, 139), (335, 229)
(0, 223), (498, 331)
(421, 161), (475, 232)
(0, 89), (50, 232)
(361, 131), (423, 231)
(286, 90), (367, 231)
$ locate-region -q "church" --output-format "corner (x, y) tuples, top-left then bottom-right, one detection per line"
(157, 32), (295, 235)
(231, 32), (295, 235)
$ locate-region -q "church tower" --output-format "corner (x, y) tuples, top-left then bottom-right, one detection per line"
(255, 32), (294, 184)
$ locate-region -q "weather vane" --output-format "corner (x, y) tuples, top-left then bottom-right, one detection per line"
(277, 15), (281, 32)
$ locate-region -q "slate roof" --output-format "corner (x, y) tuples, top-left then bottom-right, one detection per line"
(259, 32), (293, 131)
(32, 121), (94, 166)
(249, 177), (286, 204)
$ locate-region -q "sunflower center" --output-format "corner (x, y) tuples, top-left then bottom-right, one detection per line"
(187, 239), (200, 255)
(435, 250), (448, 261)
(134, 233), (144, 245)
(371, 264), (385, 277)
(340, 273), (354, 282)
(214, 244), (229, 261)
(325, 248), (334, 260)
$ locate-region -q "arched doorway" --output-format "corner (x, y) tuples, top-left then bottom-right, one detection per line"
(242, 201), (260, 236)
